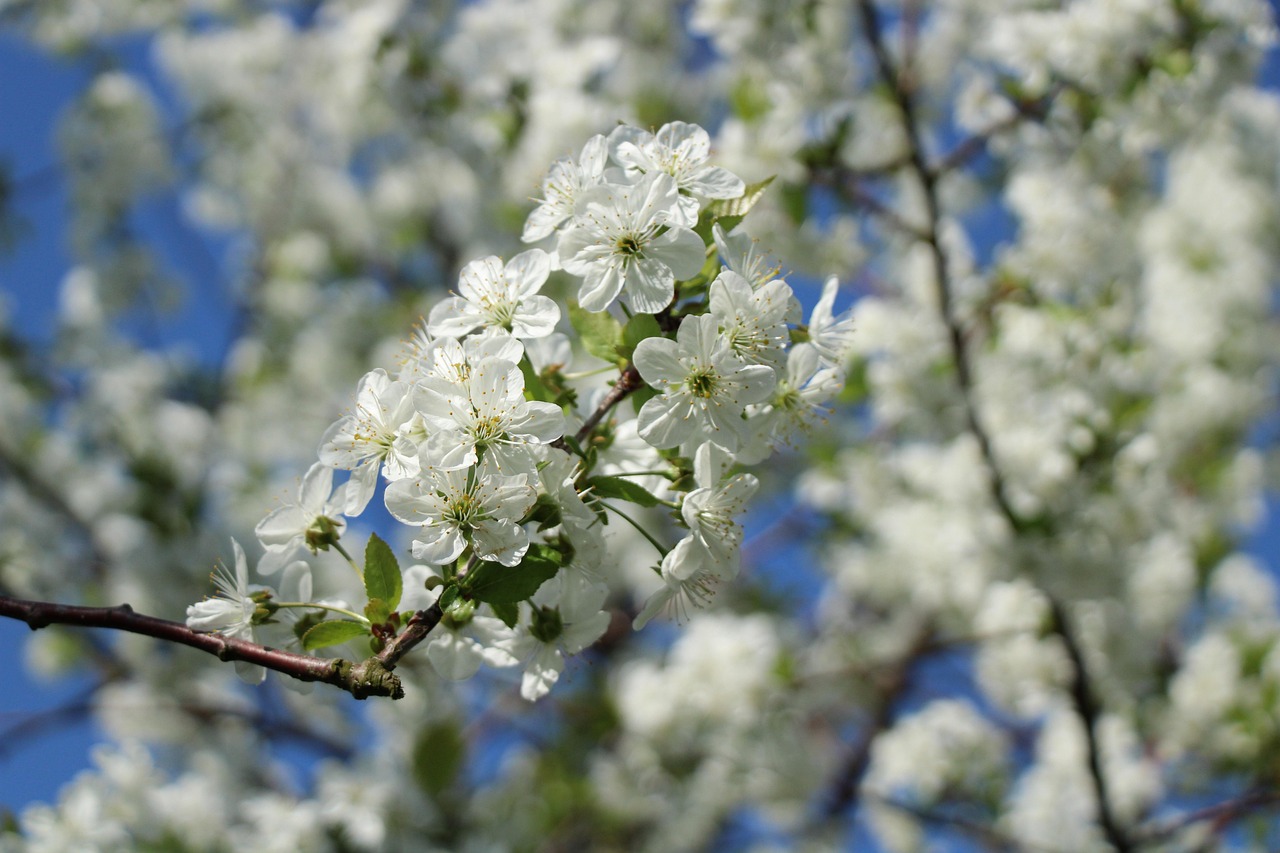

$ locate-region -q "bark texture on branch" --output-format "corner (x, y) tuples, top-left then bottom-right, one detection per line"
(0, 595), (432, 700)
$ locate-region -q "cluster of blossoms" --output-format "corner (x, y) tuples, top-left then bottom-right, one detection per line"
(186, 121), (853, 701)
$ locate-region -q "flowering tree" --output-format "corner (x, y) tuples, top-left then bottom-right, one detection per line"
(1, 1), (1279, 850)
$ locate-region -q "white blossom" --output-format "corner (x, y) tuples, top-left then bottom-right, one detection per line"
(634, 313), (776, 452)
(557, 172), (706, 313)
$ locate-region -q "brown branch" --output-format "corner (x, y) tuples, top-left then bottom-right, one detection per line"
(0, 595), (405, 700)
(854, 4), (1133, 851)
(821, 625), (933, 818)
(1048, 597), (1132, 851)
(376, 602), (443, 669)
(552, 363), (645, 452)
(1132, 788), (1280, 848)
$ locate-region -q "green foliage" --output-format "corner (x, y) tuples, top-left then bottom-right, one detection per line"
(692, 176), (775, 244)
(618, 313), (662, 362)
(301, 619), (369, 651)
(568, 300), (624, 365)
(412, 722), (466, 796)
(586, 475), (662, 508)
(363, 533), (402, 623)
(463, 544), (562, 604)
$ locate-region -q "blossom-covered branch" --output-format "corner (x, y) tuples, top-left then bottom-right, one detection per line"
(0, 595), (405, 699)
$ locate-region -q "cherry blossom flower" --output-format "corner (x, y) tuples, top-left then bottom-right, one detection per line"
(808, 275), (856, 367)
(557, 172), (705, 313)
(254, 462), (347, 575)
(186, 539), (260, 641)
(427, 249), (560, 339)
(416, 355), (565, 476)
(708, 269), (794, 369)
(633, 442), (757, 629)
(522, 134), (609, 243)
(609, 121), (745, 228)
(384, 459), (536, 566)
(634, 314), (776, 452)
(318, 369), (421, 515)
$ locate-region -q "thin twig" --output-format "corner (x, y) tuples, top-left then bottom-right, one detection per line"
(821, 624), (933, 818)
(376, 603), (444, 669)
(0, 595), (405, 700)
(1132, 788), (1280, 846)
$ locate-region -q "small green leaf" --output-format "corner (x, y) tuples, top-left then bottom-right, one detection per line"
(365, 597), (391, 625)
(568, 300), (624, 364)
(520, 358), (555, 403)
(489, 601), (519, 628)
(693, 176), (776, 243)
(412, 722), (466, 797)
(364, 533), (402, 613)
(437, 584), (460, 613)
(301, 619), (369, 651)
(630, 384), (659, 415)
(292, 609), (327, 642)
(464, 544), (562, 604)
(586, 475), (662, 507)
(619, 313), (662, 362)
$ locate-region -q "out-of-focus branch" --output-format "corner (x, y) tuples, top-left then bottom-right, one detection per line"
(866, 793), (1025, 853)
(853, 4), (1133, 850)
(0, 444), (111, 580)
(821, 625), (933, 819)
(1132, 787), (1280, 848)
(853, 0), (1017, 527)
(1047, 597), (1131, 851)
(0, 595), (405, 700)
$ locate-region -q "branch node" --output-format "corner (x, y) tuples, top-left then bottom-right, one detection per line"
(346, 656), (404, 700)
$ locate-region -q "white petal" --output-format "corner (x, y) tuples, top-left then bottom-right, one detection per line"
(632, 336), (685, 385)
(520, 644), (565, 701)
(651, 227), (707, 280)
(472, 519), (530, 567)
(427, 633), (486, 680)
(637, 394), (698, 449)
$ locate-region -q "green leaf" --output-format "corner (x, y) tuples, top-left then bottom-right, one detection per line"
(364, 533), (402, 613)
(586, 475), (662, 507)
(568, 300), (624, 365)
(707, 175), (776, 221)
(619, 313), (662, 362)
(365, 597), (391, 625)
(412, 722), (466, 797)
(463, 544), (562, 604)
(291, 609), (327, 643)
(489, 601), (519, 629)
(630, 383), (659, 415)
(301, 619), (369, 651)
(520, 358), (556, 403)
(693, 175), (776, 243)
(438, 584), (460, 613)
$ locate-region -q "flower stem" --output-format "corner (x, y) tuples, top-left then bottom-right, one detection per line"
(597, 499), (668, 557)
(332, 541), (363, 581)
(275, 601), (370, 625)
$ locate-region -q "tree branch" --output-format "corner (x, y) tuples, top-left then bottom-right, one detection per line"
(551, 363), (644, 452)
(821, 624), (933, 819)
(853, 4), (1133, 850)
(0, 595), (406, 700)
(376, 602), (443, 669)
(1132, 787), (1280, 847)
